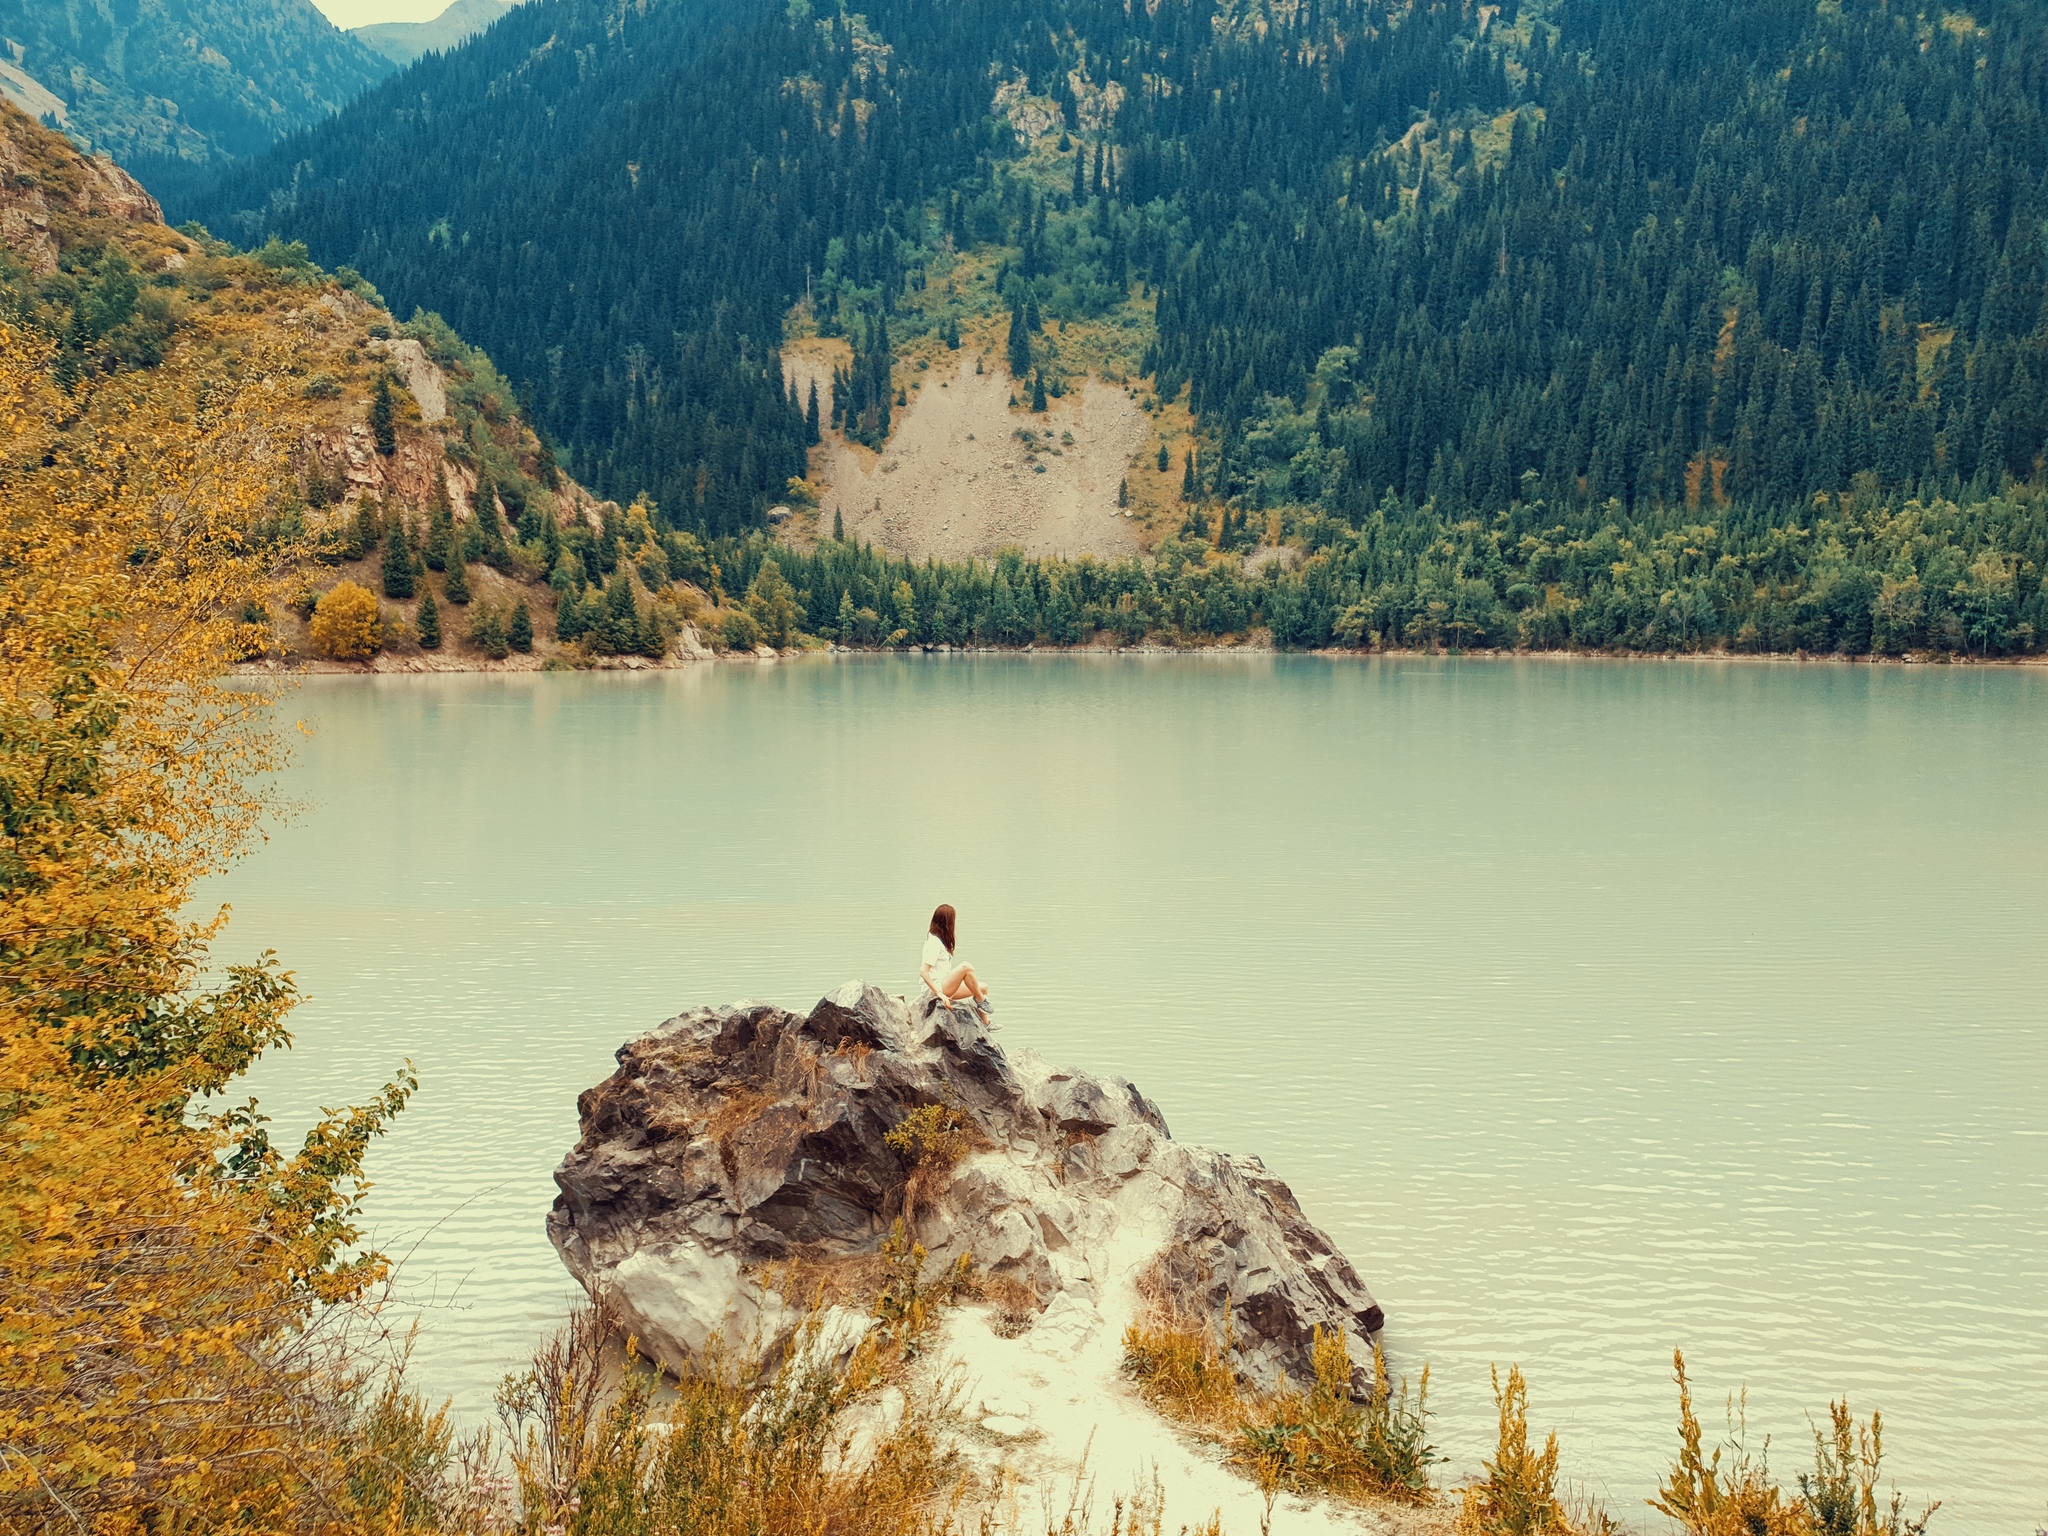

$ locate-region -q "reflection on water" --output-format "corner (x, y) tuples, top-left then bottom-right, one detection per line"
(207, 658), (2048, 1530)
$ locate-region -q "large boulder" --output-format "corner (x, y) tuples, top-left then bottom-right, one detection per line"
(548, 982), (1385, 1394)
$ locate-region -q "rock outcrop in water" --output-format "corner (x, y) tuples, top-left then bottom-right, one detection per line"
(548, 982), (1385, 1395)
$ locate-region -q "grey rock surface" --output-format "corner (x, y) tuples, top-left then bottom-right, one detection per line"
(548, 982), (1385, 1394)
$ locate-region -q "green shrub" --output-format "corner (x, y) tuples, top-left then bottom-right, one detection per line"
(719, 608), (762, 650)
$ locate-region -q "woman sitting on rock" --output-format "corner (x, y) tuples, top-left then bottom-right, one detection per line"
(921, 903), (994, 1024)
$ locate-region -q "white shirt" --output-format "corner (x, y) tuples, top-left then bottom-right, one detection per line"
(921, 932), (953, 981)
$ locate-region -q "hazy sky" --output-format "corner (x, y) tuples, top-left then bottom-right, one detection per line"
(314, 0), (459, 33)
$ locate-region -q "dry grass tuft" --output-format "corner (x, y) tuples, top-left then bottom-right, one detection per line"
(978, 1272), (1043, 1339)
(1122, 1313), (1242, 1428)
(704, 1085), (782, 1143)
(1122, 1292), (1438, 1510)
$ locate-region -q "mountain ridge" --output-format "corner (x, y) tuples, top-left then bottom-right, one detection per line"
(183, 0), (2048, 655)
(0, 0), (393, 175)
(351, 0), (516, 67)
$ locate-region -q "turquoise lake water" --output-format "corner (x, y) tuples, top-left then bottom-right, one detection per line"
(207, 658), (2048, 1530)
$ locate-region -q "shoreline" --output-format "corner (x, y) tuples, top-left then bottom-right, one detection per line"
(236, 642), (2048, 678)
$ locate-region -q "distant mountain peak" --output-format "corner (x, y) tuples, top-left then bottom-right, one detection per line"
(352, 0), (519, 67)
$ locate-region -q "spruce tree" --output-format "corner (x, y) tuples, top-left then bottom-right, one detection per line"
(508, 599), (533, 652)
(603, 572), (638, 654)
(348, 497), (379, 560)
(370, 374), (396, 457)
(1030, 372), (1048, 412)
(805, 381), (821, 445)
(638, 603), (667, 658)
(424, 467), (454, 570)
(837, 589), (856, 641)
(833, 506), (845, 541)
(1118, 476), (1129, 508)
(380, 521), (416, 598)
(444, 554), (472, 605)
(468, 477), (507, 566)
(555, 586), (583, 641)
(1072, 145), (1086, 202)
(416, 588), (442, 649)
(1006, 303), (1032, 380)
(1181, 448), (1197, 501)
(1157, 441), (1171, 472)
(469, 604), (509, 660)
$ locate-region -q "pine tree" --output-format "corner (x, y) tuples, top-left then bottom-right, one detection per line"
(555, 586), (583, 641)
(1181, 448), (1197, 501)
(370, 374), (396, 457)
(1006, 302), (1032, 379)
(602, 572), (638, 654)
(380, 521), (415, 598)
(347, 497), (379, 560)
(508, 599), (533, 652)
(1072, 145), (1086, 202)
(444, 554), (472, 605)
(1030, 372), (1048, 412)
(1157, 441), (1171, 473)
(1118, 476), (1129, 508)
(424, 467), (453, 570)
(469, 603), (509, 659)
(416, 587), (442, 649)
(467, 477), (507, 565)
(805, 381), (821, 445)
(833, 506), (845, 541)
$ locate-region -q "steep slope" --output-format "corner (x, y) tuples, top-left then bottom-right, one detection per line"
(0, 99), (721, 674)
(351, 0), (515, 67)
(0, 0), (392, 177)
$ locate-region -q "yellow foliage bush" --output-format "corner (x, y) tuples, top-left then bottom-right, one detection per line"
(1460, 1363), (1582, 1535)
(311, 578), (384, 659)
(1652, 1352), (1937, 1536)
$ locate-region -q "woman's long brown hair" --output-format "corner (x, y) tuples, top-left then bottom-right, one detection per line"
(928, 904), (956, 953)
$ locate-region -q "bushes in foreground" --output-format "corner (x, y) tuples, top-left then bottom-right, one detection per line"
(1121, 1315), (1940, 1536)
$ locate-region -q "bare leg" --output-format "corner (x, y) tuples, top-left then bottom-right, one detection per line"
(940, 963), (987, 1004)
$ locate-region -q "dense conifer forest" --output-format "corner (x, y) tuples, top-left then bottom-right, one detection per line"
(191, 0), (2048, 654)
(0, 0), (391, 177)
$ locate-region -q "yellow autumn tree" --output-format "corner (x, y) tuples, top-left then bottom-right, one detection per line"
(0, 319), (417, 1532)
(311, 579), (384, 660)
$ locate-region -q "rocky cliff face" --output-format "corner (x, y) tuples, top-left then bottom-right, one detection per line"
(549, 983), (1385, 1397)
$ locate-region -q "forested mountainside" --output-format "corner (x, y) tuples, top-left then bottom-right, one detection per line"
(0, 0), (391, 181)
(193, 0), (2048, 654)
(352, 0), (516, 67)
(0, 98), (711, 675)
